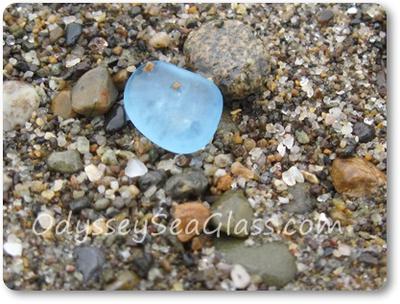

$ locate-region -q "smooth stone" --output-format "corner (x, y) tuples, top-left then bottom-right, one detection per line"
(317, 9), (334, 25)
(330, 158), (386, 197)
(214, 239), (297, 288)
(284, 183), (315, 214)
(69, 197), (90, 213)
(105, 104), (127, 133)
(353, 122), (375, 143)
(94, 198), (111, 211)
(165, 169), (208, 200)
(138, 170), (167, 191)
(3, 81), (41, 131)
(184, 20), (269, 100)
(123, 61), (223, 154)
(51, 90), (76, 119)
(74, 246), (105, 283)
(211, 190), (253, 237)
(47, 150), (83, 173)
(66, 22), (82, 46)
(72, 66), (118, 116)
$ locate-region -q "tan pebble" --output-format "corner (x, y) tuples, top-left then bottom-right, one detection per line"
(173, 202), (211, 242)
(231, 162), (255, 179)
(216, 175), (232, 191)
(243, 138), (256, 151)
(113, 69), (129, 90)
(149, 32), (171, 49)
(301, 171), (319, 184)
(330, 157), (386, 197)
(143, 62), (154, 73)
(51, 90), (76, 119)
(112, 46), (123, 56)
(233, 132), (243, 144)
(188, 5), (198, 14)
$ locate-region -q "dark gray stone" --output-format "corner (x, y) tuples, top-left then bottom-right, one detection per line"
(66, 22), (82, 46)
(74, 246), (105, 283)
(165, 169), (208, 200)
(353, 122), (375, 143)
(70, 197), (90, 213)
(138, 170), (167, 191)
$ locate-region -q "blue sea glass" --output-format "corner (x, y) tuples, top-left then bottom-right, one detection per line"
(123, 61), (223, 154)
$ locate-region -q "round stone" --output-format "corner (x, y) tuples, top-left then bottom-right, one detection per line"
(184, 20), (269, 100)
(72, 66), (118, 116)
(3, 81), (41, 131)
(124, 61), (223, 154)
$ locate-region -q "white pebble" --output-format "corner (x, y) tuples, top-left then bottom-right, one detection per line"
(230, 264), (251, 289)
(282, 166), (304, 186)
(347, 7), (358, 15)
(125, 159), (148, 178)
(4, 235), (22, 257)
(37, 211), (54, 229)
(85, 164), (103, 182)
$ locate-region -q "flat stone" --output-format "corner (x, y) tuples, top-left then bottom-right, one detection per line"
(211, 190), (254, 237)
(330, 157), (386, 197)
(72, 66), (118, 116)
(214, 239), (297, 288)
(3, 81), (41, 131)
(165, 169), (208, 200)
(51, 90), (76, 119)
(47, 150), (83, 173)
(123, 61), (223, 154)
(74, 246), (105, 283)
(184, 20), (269, 100)
(66, 22), (82, 46)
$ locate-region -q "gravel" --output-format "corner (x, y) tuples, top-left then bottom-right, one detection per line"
(3, 3), (387, 291)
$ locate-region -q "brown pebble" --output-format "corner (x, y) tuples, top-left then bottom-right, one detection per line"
(173, 202), (211, 242)
(330, 158), (386, 197)
(231, 162), (255, 179)
(216, 175), (232, 191)
(143, 62), (154, 73)
(51, 90), (76, 119)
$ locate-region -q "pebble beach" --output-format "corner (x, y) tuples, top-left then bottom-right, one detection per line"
(3, 3), (387, 291)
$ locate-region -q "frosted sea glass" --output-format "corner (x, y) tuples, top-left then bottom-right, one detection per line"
(124, 61), (223, 154)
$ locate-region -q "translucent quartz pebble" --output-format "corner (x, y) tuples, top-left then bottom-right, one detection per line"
(124, 61), (223, 154)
